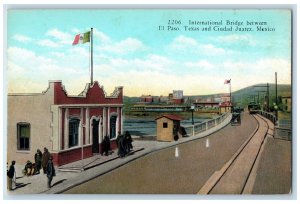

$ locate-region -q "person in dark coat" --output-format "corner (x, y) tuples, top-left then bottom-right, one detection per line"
(116, 132), (125, 158)
(124, 131), (133, 154)
(24, 160), (35, 176)
(103, 135), (111, 156)
(46, 156), (55, 189)
(42, 147), (51, 174)
(34, 149), (43, 174)
(7, 160), (16, 191)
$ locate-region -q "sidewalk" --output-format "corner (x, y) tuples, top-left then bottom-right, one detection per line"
(198, 113), (291, 194)
(5, 113), (232, 196)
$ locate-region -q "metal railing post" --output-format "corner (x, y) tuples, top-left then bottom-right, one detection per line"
(193, 125), (195, 136)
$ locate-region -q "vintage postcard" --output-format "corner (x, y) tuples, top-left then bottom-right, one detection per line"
(5, 7), (292, 197)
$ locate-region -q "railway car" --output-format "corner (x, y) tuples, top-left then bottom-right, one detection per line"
(248, 103), (260, 114)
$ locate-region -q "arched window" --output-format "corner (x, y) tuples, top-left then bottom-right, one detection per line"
(17, 123), (30, 150)
(69, 118), (80, 148)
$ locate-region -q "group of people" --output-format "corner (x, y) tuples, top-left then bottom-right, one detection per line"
(23, 147), (51, 176)
(7, 132), (135, 191)
(7, 147), (56, 191)
(116, 131), (133, 158)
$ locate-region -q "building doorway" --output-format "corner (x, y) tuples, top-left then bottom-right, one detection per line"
(69, 118), (80, 148)
(110, 115), (117, 139)
(92, 119), (99, 153)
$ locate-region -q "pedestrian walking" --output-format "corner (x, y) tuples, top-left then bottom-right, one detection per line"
(35, 149), (43, 174)
(46, 156), (55, 189)
(103, 135), (111, 156)
(7, 160), (16, 191)
(42, 147), (51, 174)
(116, 132), (125, 158)
(124, 131), (133, 154)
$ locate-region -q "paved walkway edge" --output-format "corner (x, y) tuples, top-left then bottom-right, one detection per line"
(242, 115), (275, 194)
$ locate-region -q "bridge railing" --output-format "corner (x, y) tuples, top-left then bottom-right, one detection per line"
(256, 111), (292, 140)
(256, 110), (277, 124)
(183, 112), (230, 136)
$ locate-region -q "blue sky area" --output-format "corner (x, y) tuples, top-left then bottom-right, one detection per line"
(7, 9), (291, 96)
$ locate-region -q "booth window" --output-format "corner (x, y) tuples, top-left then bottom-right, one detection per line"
(163, 122), (168, 128)
(69, 118), (80, 147)
(17, 123), (30, 150)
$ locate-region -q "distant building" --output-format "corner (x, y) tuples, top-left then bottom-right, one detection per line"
(213, 97), (222, 103)
(159, 95), (169, 103)
(206, 97), (212, 102)
(219, 101), (233, 113)
(194, 98), (202, 103)
(193, 102), (219, 109)
(7, 80), (123, 166)
(221, 94), (231, 103)
(173, 90), (183, 99)
(172, 99), (184, 105)
(140, 95), (154, 103)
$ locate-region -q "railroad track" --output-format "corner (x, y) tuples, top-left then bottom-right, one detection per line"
(198, 113), (273, 194)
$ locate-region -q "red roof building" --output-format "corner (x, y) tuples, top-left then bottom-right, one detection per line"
(8, 80), (123, 166)
(219, 101), (233, 113)
(155, 114), (184, 121)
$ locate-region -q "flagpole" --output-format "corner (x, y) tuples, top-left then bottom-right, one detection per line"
(229, 80), (232, 112)
(229, 79), (233, 113)
(90, 28), (93, 85)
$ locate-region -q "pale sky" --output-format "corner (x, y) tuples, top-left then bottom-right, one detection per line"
(7, 9), (291, 96)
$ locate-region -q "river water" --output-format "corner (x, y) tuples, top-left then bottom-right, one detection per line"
(123, 117), (207, 136)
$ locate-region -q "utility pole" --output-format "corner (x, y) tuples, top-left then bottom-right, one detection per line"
(254, 84), (270, 112)
(275, 72), (278, 119)
(267, 83), (269, 112)
(257, 91), (267, 110)
(90, 28), (93, 85)
(275, 72), (278, 105)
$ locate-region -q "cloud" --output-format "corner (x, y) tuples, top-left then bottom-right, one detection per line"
(12, 34), (32, 43)
(50, 52), (66, 58)
(97, 70), (231, 96)
(46, 28), (73, 45)
(97, 37), (146, 55)
(8, 47), (55, 66)
(167, 35), (228, 56)
(221, 58), (291, 86)
(7, 46), (89, 94)
(35, 28), (74, 48)
(214, 34), (257, 46)
(94, 54), (175, 75)
(184, 60), (215, 70)
(37, 39), (59, 48)
(7, 25), (291, 97)
(93, 29), (112, 44)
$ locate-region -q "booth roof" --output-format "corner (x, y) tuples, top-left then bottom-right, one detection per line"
(155, 114), (184, 121)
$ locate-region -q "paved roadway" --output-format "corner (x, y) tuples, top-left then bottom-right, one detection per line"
(64, 112), (257, 194)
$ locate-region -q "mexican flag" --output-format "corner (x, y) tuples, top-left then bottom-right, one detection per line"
(72, 31), (90, 45)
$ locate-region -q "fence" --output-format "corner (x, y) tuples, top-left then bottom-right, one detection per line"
(256, 110), (292, 140)
(256, 110), (277, 124)
(183, 112), (230, 136)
